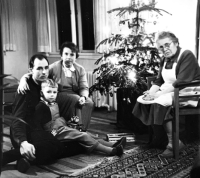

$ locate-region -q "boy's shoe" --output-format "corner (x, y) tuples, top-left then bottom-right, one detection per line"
(112, 137), (126, 148)
(110, 145), (123, 156)
(17, 158), (30, 173)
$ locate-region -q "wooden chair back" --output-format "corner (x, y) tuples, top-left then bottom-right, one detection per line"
(147, 77), (200, 159)
(173, 80), (200, 159)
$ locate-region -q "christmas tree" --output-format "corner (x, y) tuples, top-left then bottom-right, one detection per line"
(89, 1), (171, 96)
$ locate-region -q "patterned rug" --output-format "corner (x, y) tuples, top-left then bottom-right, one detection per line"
(2, 125), (198, 178)
(56, 142), (198, 178)
(38, 144), (136, 177)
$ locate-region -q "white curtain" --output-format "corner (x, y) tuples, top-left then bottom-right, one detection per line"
(93, 0), (131, 53)
(35, 0), (58, 53)
(0, 0), (16, 52)
(35, 0), (50, 52)
(49, 0), (59, 52)
(93, 0), (110, 53)
(93, 0), (131, 111)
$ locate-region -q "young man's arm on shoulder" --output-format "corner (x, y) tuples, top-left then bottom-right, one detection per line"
(17, 73), (32, 94)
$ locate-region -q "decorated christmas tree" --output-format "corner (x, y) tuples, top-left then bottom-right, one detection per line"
(89, 0), (171, 96)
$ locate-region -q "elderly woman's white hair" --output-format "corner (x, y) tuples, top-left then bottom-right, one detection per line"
(155, 31), (179, 46)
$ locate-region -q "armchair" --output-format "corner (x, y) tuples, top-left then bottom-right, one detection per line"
(146, 77), (200, 159)
(173, 80), (200, 159)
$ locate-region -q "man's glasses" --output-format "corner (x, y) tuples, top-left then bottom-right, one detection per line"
(158, 41), (173, 52)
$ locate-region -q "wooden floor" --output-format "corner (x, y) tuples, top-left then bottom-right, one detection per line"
(1, 107), (199, 177)
(1, 107), (148, 178)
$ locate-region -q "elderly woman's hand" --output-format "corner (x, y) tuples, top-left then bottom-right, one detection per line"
(143, 90), (150, 95)
(78, 96), (86, 105)
(142, 91), (161, 101)
(142, 94), (154, 101)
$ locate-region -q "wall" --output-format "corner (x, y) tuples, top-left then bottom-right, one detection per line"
(3, 0), (28, 80)
(156, 0), (197, 54)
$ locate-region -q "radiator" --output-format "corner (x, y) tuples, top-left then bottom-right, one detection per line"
(86, 71), (117, 111)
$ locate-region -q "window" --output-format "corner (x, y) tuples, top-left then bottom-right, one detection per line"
(56, 0), (72, 44)
(56, 0), (95, 52)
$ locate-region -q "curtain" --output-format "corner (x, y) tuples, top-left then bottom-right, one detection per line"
(35, 0), (50, 52)
(93, 0), (131, 53)
(0, 0), (16, 52)
(35, 0), (58, 53)
(49, 0), (59, 52)
(196, 0), (200, 61)
(93, 0), (110, 53)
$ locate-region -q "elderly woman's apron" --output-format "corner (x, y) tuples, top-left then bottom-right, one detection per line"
(137, 49), (185, 107)
(137, 63), (176, 106)
(133, 50), (180, 125)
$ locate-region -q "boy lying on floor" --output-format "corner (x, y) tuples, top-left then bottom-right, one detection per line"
(33, 79), (126, 157)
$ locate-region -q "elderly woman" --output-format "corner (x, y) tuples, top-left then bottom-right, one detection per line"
(18, 42), (94, 131)
(132, 31), (200, 157)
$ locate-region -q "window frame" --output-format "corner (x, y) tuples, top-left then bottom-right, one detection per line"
(76, 0), (95, 53)
(49, 0), (95, 56)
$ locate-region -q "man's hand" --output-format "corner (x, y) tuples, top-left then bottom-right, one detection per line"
(20, 141), (36, 161)
(17, 74), (31, 94)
